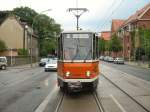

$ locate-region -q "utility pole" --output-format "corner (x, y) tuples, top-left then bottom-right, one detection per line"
(68, 8), (88, 30)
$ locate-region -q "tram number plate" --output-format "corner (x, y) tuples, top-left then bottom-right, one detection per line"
(68, 81), (82, 88)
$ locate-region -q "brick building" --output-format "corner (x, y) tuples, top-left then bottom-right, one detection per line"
(111, 19), (125, 34)
(100, 19), (125, 57)
(101, 31), (111, 40)
(119, 3), (150, 60)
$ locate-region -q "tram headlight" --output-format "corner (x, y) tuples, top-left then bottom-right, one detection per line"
(86, 71), (91, 77)
(65, 71), (70, 77)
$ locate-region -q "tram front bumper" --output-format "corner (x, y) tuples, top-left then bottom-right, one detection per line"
(57, 76), (99, 92)
(68, 81), (82, 92)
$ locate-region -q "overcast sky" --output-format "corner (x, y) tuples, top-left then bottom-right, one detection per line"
(0, 0), (150, 32)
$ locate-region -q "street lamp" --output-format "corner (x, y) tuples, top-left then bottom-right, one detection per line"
(30, 9), (52, 67)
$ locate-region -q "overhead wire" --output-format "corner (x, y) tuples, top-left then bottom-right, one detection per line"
(96, 0), (116, 30)
(98, 0), (125, 31)
(76, 0), (78, 14)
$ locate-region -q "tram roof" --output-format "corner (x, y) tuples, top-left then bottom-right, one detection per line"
(62, 30), (95, 34)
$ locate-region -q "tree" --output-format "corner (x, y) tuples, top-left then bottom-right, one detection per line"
(13, 7), (61, 56)
(99, 38), (112, 56)
(40, 39), (56, 56)
(130, 30), (136, 58)
(0, 39), (7, 51)
(105, 40), (112, 55)
(110, 34), (122, 57)
(33, 14), (61, 56)
(99, 38), (106, 55)
(135, 47), (145, 60)
(139, 28), (150, 60)
(13, 7), (37, 25)
(18, 48), (28, 56)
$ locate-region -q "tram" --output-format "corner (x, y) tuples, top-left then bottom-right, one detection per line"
(57, 30), (100, 92)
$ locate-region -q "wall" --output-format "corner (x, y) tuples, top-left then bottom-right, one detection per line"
(0, 16), (23, 49)
(0, 50), (18, 56)
(137, 20), (150, 29)
(141, 8), (150, 19)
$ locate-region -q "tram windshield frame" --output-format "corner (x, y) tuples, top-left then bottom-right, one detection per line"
(58, 32), (99, 61)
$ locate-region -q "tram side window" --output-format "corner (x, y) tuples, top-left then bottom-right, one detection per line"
(93, 34), (99, 60)
(93, 34), (96, 59)
(96, 35), (99, 59)
(58, 37), (60, 59)
(58, 35), (63, 60)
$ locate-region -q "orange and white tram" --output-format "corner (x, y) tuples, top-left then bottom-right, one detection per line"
(57, 30), (100, 92)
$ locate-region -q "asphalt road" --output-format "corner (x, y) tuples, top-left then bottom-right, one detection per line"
(100, 61), (150, 82)
(0, 67), (60, 112)
(0, 62), (149, 112)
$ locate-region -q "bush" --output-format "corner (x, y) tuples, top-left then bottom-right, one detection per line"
(0, 39), (7, 51)
(135, 47), (145, 60)
(18, 49), (28, 56)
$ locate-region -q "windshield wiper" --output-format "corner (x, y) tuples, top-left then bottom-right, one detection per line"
(71, 38), (80, 62)
(71, 46), (79, 62)
(83, 49), (92, 62)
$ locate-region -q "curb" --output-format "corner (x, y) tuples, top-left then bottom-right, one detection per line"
(125, 62), (150, 69)
(8, 63), (38, 69)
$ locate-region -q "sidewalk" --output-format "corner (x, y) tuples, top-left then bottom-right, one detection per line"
(8, 63), (38, 69)
(101, 65), (150, 111)
(125, 61), (150, 69)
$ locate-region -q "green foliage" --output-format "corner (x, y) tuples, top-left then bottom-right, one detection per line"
(99, 38), (106, 54)
(135, 47), (145, 60)
(0, 39), (7, 51)
(13, 7), (37, 25)
(40, 39), (56, 56)
(110, 34), (122, 52)
(105, 40), (111, 52)
(130, 30), (136, 56)
(99, 38), (112, 54)
(139, 28), (150, 59)
(18, 49), (28, 56)
(13, 7), (61, 56)
(34, 14), (61, 56)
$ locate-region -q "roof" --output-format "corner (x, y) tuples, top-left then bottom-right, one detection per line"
(111, 19), (125, 33)
(0, 13), (38, 38)
(0, 11), (30, 28)
(0, 11), (26, 27)
(1, 15), (27, 29)
(101, 31), (111, 40)
(0, 11), (11, 25)
(124, 3), (150, 26)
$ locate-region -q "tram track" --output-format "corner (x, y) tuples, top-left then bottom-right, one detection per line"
(93, 91), (105, 112)
(55, 92), (65, 112)
(102, 74), (150, 112)
(54, 90), (105, 112)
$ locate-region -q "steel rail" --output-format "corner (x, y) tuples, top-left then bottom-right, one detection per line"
(93, 91), (105, 112)
(55, 92), (64, 112)
(102, 74), (150, 112)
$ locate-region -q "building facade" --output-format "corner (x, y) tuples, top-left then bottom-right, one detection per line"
(119, 3), (150, 60)
(101, 31), (111, 40)
(0, 15), (38, 57)
(111, 19), (125, 35)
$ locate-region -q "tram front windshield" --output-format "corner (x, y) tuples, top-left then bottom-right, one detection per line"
(63, 33), (92, 60)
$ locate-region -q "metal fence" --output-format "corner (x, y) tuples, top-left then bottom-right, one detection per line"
(6, 56), (36, 66)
